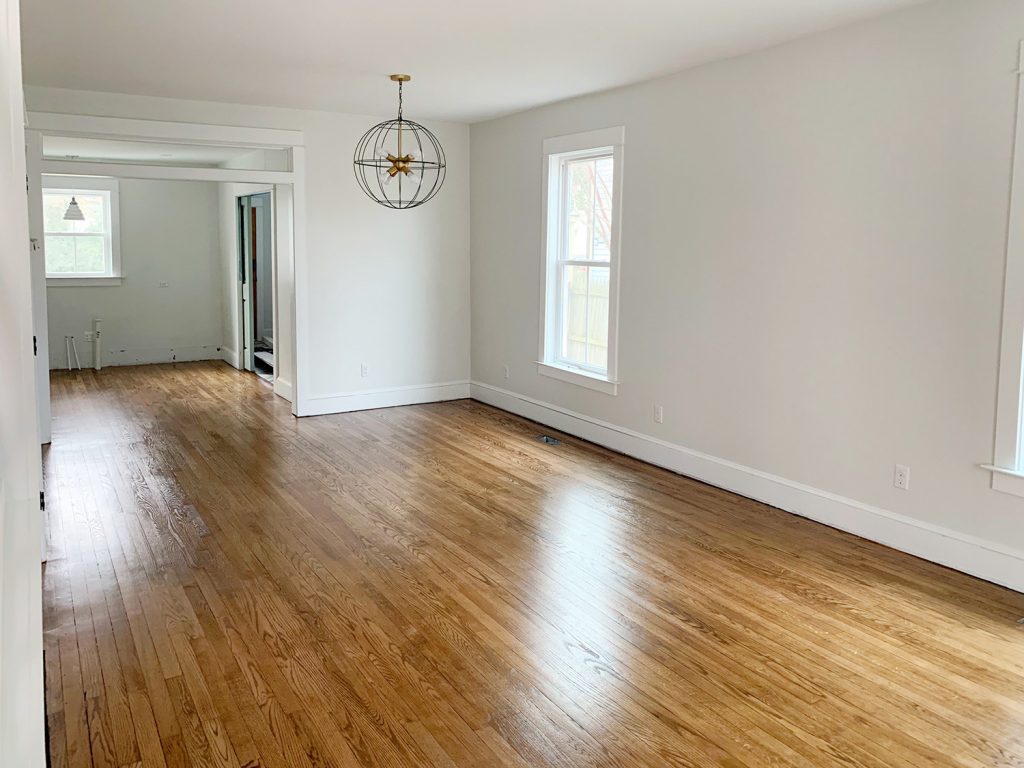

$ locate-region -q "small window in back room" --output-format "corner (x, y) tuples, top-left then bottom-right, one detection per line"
(42, 178), (120, 280)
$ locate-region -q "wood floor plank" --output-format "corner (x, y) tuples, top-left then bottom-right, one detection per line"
(44, 362), (1024, 768)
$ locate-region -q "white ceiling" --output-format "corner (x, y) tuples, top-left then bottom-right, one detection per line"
(42, 137), (257, 166)
(22, 0), (928, 123)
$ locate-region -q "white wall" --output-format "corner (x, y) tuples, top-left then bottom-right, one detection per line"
(27, 86), (472, 413)
(0, 0), (45, 762)
(471, 0), (1024, 588)
(46, 178), (223, 368)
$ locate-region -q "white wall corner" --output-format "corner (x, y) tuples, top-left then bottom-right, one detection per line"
(470, 381), (1024, 595)
(302, 380), (471, 417)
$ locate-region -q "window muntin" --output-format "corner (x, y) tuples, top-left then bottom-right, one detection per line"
(42, 183), (118, 278)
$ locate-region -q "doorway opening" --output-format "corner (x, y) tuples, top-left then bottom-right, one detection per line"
(238, 191), (275, 382)
(24, 113), (307, 437)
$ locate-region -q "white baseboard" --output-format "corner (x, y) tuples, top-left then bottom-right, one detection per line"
(50, 344), (222, 370)
(471, 381), (1024, 594)
(303, 380), (470, 417)
(273, 377), (293, 403)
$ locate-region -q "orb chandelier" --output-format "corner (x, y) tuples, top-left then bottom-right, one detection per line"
(353, 74), (446, 209)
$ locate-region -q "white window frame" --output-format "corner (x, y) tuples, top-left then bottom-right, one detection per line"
(985, 42), (1024, 496)
(42, 175), (121, 286)
(538, 126), (624, 396)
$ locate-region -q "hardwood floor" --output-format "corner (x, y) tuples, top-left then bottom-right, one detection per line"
(43, 361), (1024, 768)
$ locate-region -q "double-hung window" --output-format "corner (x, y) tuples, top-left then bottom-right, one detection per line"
(987, 43), (1024, 496)
(539, 127), (624, 395)
(42, 176), (121, 285)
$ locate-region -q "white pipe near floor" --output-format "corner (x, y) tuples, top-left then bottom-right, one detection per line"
(65, 336), (71, 371)
(92, 318), (102, 371)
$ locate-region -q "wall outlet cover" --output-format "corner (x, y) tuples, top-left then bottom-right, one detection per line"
(894, 464), (910, 491)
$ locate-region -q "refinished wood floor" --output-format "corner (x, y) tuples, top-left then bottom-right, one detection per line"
(44, 362), (1024, 768)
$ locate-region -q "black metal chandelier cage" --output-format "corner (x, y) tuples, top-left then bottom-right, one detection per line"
(353, 75), (446, 209)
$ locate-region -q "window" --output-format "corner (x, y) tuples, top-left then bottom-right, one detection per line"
(43, 176), (120, 284)
(540, 127), (623, 395)
(987, 43), (1024, 496)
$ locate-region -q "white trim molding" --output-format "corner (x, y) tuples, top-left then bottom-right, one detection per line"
(46, 277), (122, 287)
(537, 361), (618, 395)
(980, 464), (1024, 498)
(26, 111), (304, 149)
(304, 380), (471, 417)
(40, 159), (294, 185)
(472, 381), (1024, 594)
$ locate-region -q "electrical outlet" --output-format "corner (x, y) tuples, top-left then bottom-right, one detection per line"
(893, 464), (910, 491)
(503, 365), (510, 380)
(654, 404), (664, 424)
(83, 331), (94, 342)
(360, 363), (369, 378)
(158, 281), (170, 288)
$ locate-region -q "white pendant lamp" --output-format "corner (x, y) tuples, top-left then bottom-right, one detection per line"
(63, 196), (85, 221)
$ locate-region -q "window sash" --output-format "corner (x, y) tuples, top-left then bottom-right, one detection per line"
(552, 151), (614, 375)
(557, 151), (613, 266)
(554, 263), (609, 375)
(43, 232), (114, 275)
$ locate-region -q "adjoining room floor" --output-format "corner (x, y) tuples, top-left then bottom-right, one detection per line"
(253, 347), (274, 383)
(43, 362), (1024, 768)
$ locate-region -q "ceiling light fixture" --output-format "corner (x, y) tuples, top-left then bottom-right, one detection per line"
(63, 197), (85, 221)
(353, 74), (446, 209)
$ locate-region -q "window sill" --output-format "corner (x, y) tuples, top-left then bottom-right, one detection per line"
(537, 361), (618, 395)
(980, 464), (1024, 498)
(47, 276), (122, 287)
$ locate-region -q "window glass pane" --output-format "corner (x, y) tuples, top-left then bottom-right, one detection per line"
(43, 193), (75, 233)
(561, 265), (589, 364)
(586, 266), (610, 369)
(559, 264), (610, 372)
(44, 235), (76, 273)
(73, 236), (107, 273)
(563, 155), (613, 262)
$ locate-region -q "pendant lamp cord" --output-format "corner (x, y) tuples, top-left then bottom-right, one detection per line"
(398, 79), (404, 121)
